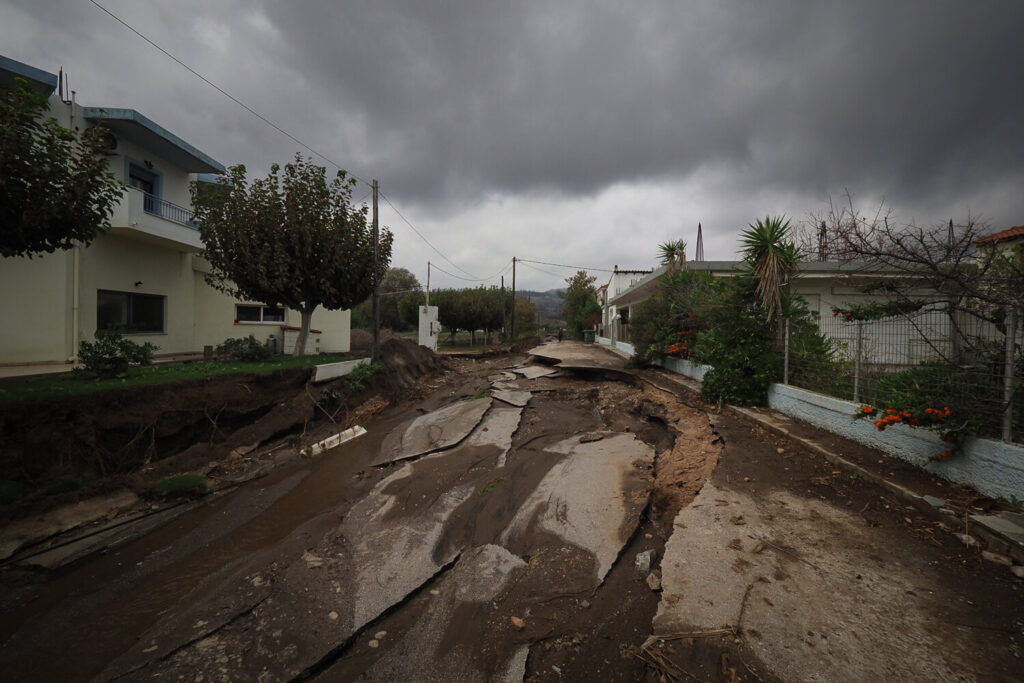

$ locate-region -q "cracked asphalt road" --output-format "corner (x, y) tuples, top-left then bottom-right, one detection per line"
(1, 341), (1021, 682)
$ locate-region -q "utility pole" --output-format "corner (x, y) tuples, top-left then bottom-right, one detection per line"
(426, 261), (430, 307)
(510, 257), (517, 341)
(501, 275), (505, 338)
(371, 179), (380, 363)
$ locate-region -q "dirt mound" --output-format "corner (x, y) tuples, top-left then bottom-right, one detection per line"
(0, 340), (443, 521)
(350, 329), (373, 353)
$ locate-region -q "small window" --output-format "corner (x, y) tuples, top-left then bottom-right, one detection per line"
(97, 290), (165, 333)
(235, 304), (285, 324)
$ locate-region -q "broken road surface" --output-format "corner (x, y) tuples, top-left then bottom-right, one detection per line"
(1, 341), (1021, 681)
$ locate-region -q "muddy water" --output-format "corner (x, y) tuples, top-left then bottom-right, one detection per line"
(0, 408), (415, 682)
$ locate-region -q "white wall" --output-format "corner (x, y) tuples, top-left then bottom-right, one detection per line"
(192, 265), (351, 354)
(0, 250), (73, 363)
(79, 233), (195, 352)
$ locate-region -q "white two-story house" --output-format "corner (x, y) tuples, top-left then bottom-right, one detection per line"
(0, 55), (352, 366)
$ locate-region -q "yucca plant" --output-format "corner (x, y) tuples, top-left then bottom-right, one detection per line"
(740, 216), (800, 324)
(658, 238), (688, 269)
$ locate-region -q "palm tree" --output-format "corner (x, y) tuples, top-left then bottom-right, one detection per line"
(658, 238), (688, 271)
(740, 216), (800, 324)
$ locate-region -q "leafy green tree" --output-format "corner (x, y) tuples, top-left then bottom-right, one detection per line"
(560, 270), (600, 338)
(192, 154), (392, 355)
(1, 78), (123, 258)
(397, 290), (426, 329)
(353, 267), (422, 331)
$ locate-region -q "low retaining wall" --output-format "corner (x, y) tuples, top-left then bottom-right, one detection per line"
(596, 336), (636, 357)
(652, 356), (711, 382)
(635, 348), (1024, 501)
(767, 383), (1024, 502)
(312, 357), (371, 384)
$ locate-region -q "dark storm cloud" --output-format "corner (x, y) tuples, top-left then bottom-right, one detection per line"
(259, 1), (1024, 214)
(3, 0), (1023, 289)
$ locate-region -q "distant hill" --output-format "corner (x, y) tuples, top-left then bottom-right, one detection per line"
(518, 289), (564, 321)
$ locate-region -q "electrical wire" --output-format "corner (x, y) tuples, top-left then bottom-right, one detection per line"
(89, 0), (373, 189)
(378, 191), (481, 279)
(429, 262), (490, 282)
(517, 260), (565, 280)
(516, 257), (616, 273)
(91, 0), (496, 286)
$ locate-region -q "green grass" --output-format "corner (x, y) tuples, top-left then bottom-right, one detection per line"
(148, 473), (209, 498)
(0, 353), (353, 406)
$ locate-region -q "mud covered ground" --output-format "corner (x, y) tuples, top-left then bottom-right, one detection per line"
(0, 342), (1021, 682)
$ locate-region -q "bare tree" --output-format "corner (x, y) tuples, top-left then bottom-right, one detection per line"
(804, 190), (1023, 362)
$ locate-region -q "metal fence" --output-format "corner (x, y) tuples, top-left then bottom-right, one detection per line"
(785, 306), (1022, 444)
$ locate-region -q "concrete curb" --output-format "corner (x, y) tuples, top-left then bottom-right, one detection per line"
(638, 370), (1024, 568)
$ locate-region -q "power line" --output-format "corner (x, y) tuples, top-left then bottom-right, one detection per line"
(378, 191), (481, 279)
(90, 0), (494, 286)
(89, 0), (373, 189)
(429, 263), (488, 282)
(517, 260), (565, 280)
(516, 258), (616, 273)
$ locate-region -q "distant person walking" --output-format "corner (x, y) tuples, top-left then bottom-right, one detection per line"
(557, 328), (564, 342)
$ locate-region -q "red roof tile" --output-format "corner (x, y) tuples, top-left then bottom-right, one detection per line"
(975, 225), (1024, 244)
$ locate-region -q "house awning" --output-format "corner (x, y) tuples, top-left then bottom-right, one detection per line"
(0, 54), (58, 97)
(84, 107), (226, 174)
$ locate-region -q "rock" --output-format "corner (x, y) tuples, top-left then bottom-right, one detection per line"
(776, 448), (784, 454)
(510, 616), (526, 631)
(429, 589), (441, 596)
(955, 533), (978, 547)
(578, 433), (605, 443)
(580, 600), (591, 609)
(374, 630), (387, 639)
(635, 549), (657, 573)
(981, 551), (1012, 566)
(1011, 565), (1024, 579)
(302, 551), (324, 568)
(646, 570), (663, 591)
(922, 495), (945, 507)
(328, 611), (339, 621)
(368, 639), (380, 649)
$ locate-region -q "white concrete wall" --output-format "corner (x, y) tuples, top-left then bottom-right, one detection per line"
(767, 383), (1024, 502)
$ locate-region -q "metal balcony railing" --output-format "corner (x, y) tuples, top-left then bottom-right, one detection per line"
(142, 192), (198, 229)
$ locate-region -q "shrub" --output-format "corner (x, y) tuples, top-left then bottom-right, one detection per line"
(148, 473), (209, 498)
(217, 335), (274, 362)
(78, 328), (157, 378)
(344, 362), (382, 392)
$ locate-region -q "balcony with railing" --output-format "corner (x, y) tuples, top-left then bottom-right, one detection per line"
(109, 186), (204, 251)
(141, 192), (198, 229)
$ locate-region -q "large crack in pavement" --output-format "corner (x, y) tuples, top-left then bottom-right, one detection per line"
(3, 344), (731, 681)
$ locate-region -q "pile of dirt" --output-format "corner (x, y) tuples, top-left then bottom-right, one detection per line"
(0, 338), (443, 521)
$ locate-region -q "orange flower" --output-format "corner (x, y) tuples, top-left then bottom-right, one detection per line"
(861, 405), (874, 414)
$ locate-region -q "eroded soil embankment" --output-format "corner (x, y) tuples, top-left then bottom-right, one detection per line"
(0, 338), (441, 520)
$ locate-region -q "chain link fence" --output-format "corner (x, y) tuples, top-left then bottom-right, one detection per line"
(785, 306), (1022, 443)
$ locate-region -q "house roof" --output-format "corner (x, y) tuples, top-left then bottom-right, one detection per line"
(608, 260), (905, 308)
(0, 54), (58, 97)
(84, 107), (225, 174)
(974, 225), (1024, 245)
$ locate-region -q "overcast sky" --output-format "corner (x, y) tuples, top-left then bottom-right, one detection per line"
(3, 1), (1023, 290)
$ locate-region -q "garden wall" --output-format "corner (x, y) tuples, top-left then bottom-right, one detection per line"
(602, 336), (1024, 501)
(597, 336), (635, 356)
(767, 384), (1024, 502)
